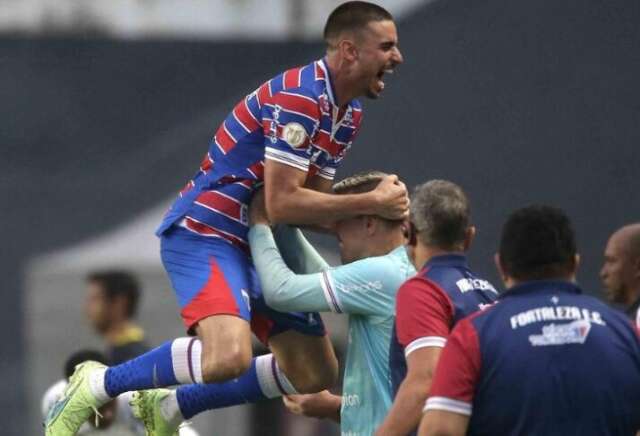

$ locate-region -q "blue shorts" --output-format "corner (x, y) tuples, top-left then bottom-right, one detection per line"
(160, 225), (325, 343)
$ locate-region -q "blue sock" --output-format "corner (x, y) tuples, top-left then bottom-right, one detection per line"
(175, 354), (296, 419)
(104, 337), (202, 398)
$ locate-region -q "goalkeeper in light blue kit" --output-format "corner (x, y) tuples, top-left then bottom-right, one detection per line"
(248, 171), (416, 436)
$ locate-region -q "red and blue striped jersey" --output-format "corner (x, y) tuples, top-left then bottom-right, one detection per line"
(157, 58), (363, 251)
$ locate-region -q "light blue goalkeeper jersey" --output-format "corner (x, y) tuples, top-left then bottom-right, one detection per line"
(249, 224), (416, 436)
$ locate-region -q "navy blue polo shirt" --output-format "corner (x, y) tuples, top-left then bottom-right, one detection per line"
(426, 280), (640, 436)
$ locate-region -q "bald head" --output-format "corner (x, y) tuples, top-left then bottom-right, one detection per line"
(601, 223), (640, 306)
(612, 224), (640, 258)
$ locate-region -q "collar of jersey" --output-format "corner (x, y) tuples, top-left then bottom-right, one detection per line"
(500, 279), (582, 300)
(318, 57), (337, 106)
(422, 253), (468, 270)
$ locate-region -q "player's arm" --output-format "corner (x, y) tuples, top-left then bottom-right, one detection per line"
(272, 224), (330, 274)
(249, 220), (398, 314)
(418, 319), (480, 436)
(264, 160), (408, 225)
(282, 391), (342, 423)
(305, 173), (334, 193)
(298, 174), (339, 234)
(418, 411), (468, 436)
(252, 190), (329, 275)
(376, 348), (442, 436)
(376, 280), (454, 436)
(262, 89), (407, 225)
(248, 223), (332, 313)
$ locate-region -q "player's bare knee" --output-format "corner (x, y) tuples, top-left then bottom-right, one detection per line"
(196, 314), (253, 382)
(201, 346), (252, 383)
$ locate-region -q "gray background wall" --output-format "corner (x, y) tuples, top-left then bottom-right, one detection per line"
(2, 0), (640, 433)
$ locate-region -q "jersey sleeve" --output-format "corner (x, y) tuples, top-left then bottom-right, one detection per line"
(424, 318), (481, 416)
(272, 224), (330, 274)
(322, 256), (401, 316)
(249, 224), (331, 313)
(312, 157), (339, 181)
(262, 88), (320, 173)
(395, 278), (455, 357)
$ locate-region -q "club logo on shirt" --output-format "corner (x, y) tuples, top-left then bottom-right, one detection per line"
(283, 122), (307, 148)
(318, 93), (331, 114)
(528, 319), (592, 346)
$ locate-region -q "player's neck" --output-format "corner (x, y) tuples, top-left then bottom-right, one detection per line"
(325, 54), (356, 108)
(103, 320), (137, 346)
(413, 244), (465, 270)
(362, 231), (406, 259)
(625, 285), (640, 307)
(504, 273), (577, 290)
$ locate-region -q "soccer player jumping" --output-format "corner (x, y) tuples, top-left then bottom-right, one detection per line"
(45, 2), (405, 435)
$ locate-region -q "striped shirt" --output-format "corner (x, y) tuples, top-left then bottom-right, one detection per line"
(157, 58), (363, 251)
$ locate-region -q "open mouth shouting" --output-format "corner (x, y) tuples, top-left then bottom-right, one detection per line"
(369, 64), (397, 98)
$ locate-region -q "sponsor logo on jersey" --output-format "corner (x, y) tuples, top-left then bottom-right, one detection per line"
(529, 319), (592, 346)
(269, 105), (282, 144)
(343, 393), (361, 408)
(336, 281), (383, 294)
(240, 204), (249, 225)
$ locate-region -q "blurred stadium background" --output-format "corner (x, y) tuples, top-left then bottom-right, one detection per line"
(2, 0), (640, 434)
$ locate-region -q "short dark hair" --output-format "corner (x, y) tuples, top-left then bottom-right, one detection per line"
(410, 180), (470, 250)
(499, 205), (577, 281)
(86, 270), (141, 318)
(64, 349), (107, 379)
(324, 1), (393, 44)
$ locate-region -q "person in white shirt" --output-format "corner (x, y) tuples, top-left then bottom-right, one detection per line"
(42, 350), (198, 436)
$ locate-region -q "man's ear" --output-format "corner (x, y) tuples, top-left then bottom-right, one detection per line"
(365, 216), (378, 236)
(401, 219), (414, 245)
(338, 38), (358, 62)
(634, 256), (640, 279)
(494, 253), (507, 283)
(464, 226), (476, 251)
(570, 254), (581, 279)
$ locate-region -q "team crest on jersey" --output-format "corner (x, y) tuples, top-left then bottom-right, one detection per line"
(528, 319), (591, 346)
(318, 93), (331, 113)
(283, 122), (307, 148)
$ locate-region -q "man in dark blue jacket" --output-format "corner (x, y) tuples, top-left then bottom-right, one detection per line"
(420, 205), (640, 436)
